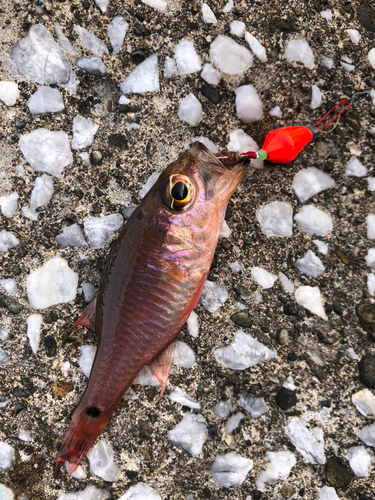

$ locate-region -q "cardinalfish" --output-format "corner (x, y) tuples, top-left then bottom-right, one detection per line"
(55, 143), (250, 477)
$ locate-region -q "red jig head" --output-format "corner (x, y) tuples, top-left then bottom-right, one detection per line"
(241, 125), (314, 164)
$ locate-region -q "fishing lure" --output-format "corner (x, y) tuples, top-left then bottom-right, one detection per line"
(55, 143), (249, 477)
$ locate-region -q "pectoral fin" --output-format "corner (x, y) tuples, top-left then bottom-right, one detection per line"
(150, 341), (176, 397)
(66, 298), (97, 334)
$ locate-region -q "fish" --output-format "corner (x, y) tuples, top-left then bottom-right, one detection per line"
(54, 143), (249, 477)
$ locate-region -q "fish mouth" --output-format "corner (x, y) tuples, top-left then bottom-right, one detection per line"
(192, 141), (249, 200)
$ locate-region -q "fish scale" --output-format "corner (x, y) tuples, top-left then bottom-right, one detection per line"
(55, 144), (249, 477)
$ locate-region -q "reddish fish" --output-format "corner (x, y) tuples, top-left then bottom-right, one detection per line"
(55, 143), (249, 477)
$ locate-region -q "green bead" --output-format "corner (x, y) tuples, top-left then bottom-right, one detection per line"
(256, 150), (268, 161)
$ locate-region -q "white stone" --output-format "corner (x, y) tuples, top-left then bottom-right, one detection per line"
(229, 261), (242, 273)
(121, 54), (159, 93)
(312, 427), (324, 444)
(215, 330), (276, 370)
(54, 21), (77, 55)
(62, 361), (71, 373)
(133, 365), (160, 387)
(164, 57), (178, 76)
(227, 129), (263, 169)
(225, 412), (245, 433)
(245, 32), (267, 62)
(296, 250), (325, 277)
(19, 430), (32, 442)
(140, 172), (161, 199)
(175, 41), (201, 75)
(231, 21), (245, 37)
(367, 249), (375, 269)
(119, 483), (160, 500)
(0, 347), (9, 365)
(200, 63), (221, 85)
(0, 484), (14, 500)
(28, 86), (64, 115)
(30, 174), (54, 209)
(346, 348), (358, 360)
(369, 49), (375, 69)
(352, 389), (375, 417)
(0, 81), (20, 106)
(341, 61), (355, 72)
(214, 400), (231, 418)
(21, 206), (38, 221)
(295, 286), (327, 320)
(310, 84), (322, 109)
(123, 387), (138, 400)
(64, 461), (86, 479)
(19, 129), (72, 177)
(173, 341), (195, 369)
(358, 423), (375, 446)
(186, 310), (198, 338)
(279, 272), (294, 293)
(199, 280), (228, 313)
(256, 451), (297, 491)
(345, 157), (367, 177)
(27, 256), (78, 309)
(251, 267), (277, 289)
(293, 167), (335, 203)
(285, 417), (326, 464)
(6, 25), (75, 89)
(80, 345), (96, 377)
(119, 95), (131, 105)
(83, 214), (123, 249)
(0, 230), (19, 252)
(169, 388), (200, 409)
(55, 224), (86, 247)
(347, 29), (360, 44)
(313, 240), (328, 255)
(0, 192), (18, 218)
(294, 205), (333, 236)
(0, 443), (15, 469)
(256, 202), (293, 237)
(368, 274), (375, 296)
(192, 136), (218, 154)
(210, 35), (253, 75)
(95, 0), (108, 13)
(235, 85), (263, 123)
(108, 16), (128, 55)
(202, 3), (217, 23)
(222, 0), (233, 12)
(323, 56), (334, 69)
(240, 395), (269, 418)
(142, 0), (167, 10)
(284, 375), (296, 391)
(168, 412), (207, 456)
(26, 314), (42, 354)
(75, 26), (108, 56)
(76, 57), (107, 76)
(284, 39), (315, 68)
(209, 453), (253, 487)
(320, 486), (339, 500)
(0, 278), (17, 296)
(0, 329), (9, 340)
(368, 178), (375, 191)
(320, 9), (332, 19)
(71, 115), (99, 150)
(87, 441), (119, 482)
(269, 106), (283, 118)
(179, 94), (202, 126)
(347, 446), (373, 477)
(57, 485), (106, 500)
(82, 283), (96, 302)
(367, 215), (375, 239)
(219, 220), (231, 238)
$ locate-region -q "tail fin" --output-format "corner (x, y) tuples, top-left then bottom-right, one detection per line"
(54, 409), (108, 478)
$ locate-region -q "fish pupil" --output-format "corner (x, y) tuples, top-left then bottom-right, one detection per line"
(86, 406), (101, 418)
(171, 181), (188, 201)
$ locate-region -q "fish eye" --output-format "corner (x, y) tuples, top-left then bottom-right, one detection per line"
(164, 175), (195, 212)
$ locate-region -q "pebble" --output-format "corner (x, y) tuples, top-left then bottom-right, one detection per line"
(0, 292), (23, 314)
(51, 380), (73, 398)
(275, 388), (297, 410)
(358, 354), (375, 389)
(280, 484), (295, 499)
(356, 301), (375, 341)
(44, 336), (57, 357)
(230, 311), (252, 328)
(276, 329), (289, 345)
(325, 457), (352, 488)
(90, 151), (103, 165)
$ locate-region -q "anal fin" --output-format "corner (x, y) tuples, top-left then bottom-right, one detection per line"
(66, 298), (97, 334)
(150, 341), (176, 398)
